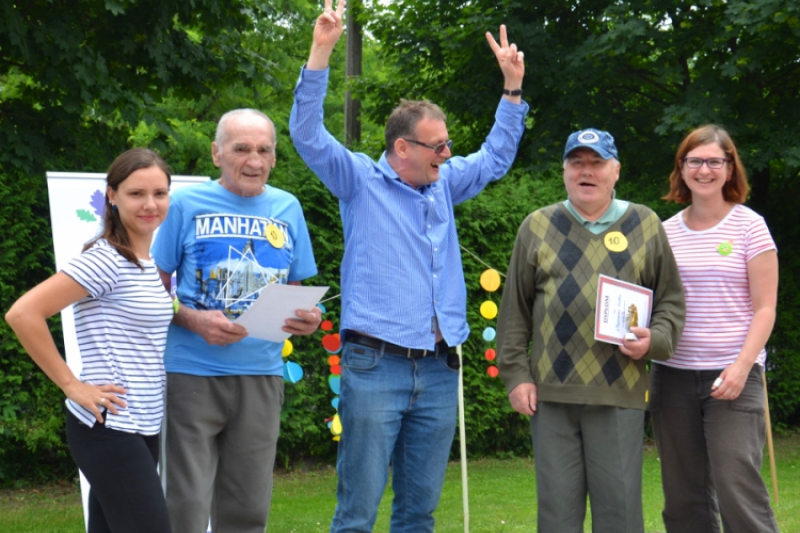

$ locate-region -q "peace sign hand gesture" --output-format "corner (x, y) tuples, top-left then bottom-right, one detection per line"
(485, 25), (525, 100)
(308, 0), (346, 69)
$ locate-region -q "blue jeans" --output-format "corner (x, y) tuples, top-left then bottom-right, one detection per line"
(330, 339), (459, 533)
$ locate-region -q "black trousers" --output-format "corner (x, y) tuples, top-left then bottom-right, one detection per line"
(66, 411), (172, 533)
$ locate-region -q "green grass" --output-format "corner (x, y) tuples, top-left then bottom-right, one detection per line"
(3, 433), (798, 533)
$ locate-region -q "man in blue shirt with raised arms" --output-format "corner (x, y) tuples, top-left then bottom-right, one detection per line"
(290, 2), (528, 531)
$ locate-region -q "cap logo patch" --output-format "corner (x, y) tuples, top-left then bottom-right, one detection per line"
(577, 131), (599, 144)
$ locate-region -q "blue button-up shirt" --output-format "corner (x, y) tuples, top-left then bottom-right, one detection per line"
(290, 67), (528, 349)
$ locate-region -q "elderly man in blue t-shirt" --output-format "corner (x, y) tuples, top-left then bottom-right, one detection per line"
(152, 108), (322, 533)
(290, 2), (528, 531)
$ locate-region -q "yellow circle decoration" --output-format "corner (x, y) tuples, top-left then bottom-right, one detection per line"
(480, 300), (498, 319)
(282, 339), (293, 358)
(604, 231), (628, 252)
(331, 413), (343, 436)
(265, 223), (285, 248)
(480, 269), (502, 292)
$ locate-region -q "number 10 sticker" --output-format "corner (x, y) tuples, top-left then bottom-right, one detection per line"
(604, 231), (628, 252)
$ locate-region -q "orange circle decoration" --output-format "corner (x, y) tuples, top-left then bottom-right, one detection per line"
(484, 348), (496, 361)
(480, 269), (501, 292)
(331, 364), (342, 376)
(480, 300), (498, 320)
(322, 333), (341, 353)
(486, 365), (499, 378)
(321, 320), (333, 332)
(327, 355), (341, 366)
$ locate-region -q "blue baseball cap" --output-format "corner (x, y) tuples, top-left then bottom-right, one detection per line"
(563, 128), (619, 160)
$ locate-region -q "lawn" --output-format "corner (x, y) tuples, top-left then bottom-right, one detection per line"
(2, 433), (798, 533)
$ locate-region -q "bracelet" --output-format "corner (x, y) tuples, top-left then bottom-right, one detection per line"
(172, 297), (180, 315)
(503, 88), (523, 96)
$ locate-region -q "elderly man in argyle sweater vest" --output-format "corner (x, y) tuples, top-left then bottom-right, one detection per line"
(497, 128), (685, 533)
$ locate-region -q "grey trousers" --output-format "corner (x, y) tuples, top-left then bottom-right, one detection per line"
(164, 373), (284, 533)
(650, 363), (779, 533)
(531, 401), (645, 533)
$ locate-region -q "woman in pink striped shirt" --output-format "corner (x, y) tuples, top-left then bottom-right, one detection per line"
(650, 125), (779, 533)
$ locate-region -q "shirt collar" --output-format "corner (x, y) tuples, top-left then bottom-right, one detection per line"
(378, 152), (437, 192)
(563, 190), (625, 226)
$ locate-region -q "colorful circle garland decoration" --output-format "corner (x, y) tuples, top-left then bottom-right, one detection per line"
(281, 338), (304, 384)
(479, 268), (501, 378)
(320, 309), (343, 441)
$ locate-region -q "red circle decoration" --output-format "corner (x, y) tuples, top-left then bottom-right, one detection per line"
(331, 364), (342, 376)
(327, 355), (341, 366)
(321, 320), (333, 332)
(484, 348), (496, 361)
(486, 366), (499, 378)
(322, 333), (341, 353)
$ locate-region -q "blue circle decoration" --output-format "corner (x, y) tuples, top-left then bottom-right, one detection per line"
(283, 361), (304, 383)
(482, 327), (496, 342)
(328, 375), (341, 395)
(316, 303), (327, 314)
(331, 397), (340, 410)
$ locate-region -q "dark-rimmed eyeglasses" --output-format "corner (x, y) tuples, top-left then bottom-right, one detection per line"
(403, 138), (453, 155)
(683, 157), (730, 169)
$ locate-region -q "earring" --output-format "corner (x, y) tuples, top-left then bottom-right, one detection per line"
(111, 204), (118, 211)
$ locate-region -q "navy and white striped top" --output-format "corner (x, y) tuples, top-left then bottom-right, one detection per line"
(62, 239), (173, 435)
(290, 67), (529, 349)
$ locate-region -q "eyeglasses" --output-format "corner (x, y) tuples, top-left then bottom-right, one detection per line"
(683, 157), (730, 169)
(403, 138), (453, 155)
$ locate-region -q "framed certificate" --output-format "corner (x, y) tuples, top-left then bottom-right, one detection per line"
(594, 274), (653, 345)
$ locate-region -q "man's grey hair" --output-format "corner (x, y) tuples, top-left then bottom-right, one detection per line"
(215, 109), (277, 147)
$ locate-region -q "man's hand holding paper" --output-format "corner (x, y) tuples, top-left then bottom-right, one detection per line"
(235, 284), (329, 342)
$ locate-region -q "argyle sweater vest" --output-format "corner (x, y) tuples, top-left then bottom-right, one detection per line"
(499, 202), (684, 410)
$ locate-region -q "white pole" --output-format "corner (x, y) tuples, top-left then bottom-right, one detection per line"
(457, 344), (470, 533)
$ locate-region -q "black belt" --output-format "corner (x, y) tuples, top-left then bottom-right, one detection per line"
(344, 331), (449, 359)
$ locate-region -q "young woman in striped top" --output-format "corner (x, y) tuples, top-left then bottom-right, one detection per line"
(6, 148), (174, 533)
(650, 125), (779, 532)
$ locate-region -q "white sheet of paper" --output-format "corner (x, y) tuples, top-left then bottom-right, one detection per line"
(594, 274), (653, 346)
(235, 284), (329, 342)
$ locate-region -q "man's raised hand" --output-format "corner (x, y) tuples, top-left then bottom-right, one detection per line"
(308, 0), (346, 69)
(485, 25), (525, 99)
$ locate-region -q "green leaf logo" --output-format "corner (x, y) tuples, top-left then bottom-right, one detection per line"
(76, 209), (97, 222)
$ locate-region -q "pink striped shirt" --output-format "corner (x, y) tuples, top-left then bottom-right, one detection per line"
(659, 204), (776, 369)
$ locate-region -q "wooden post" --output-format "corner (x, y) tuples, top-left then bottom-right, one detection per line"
(762, 370), (779, 504)
(344, 0), (362, 146)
